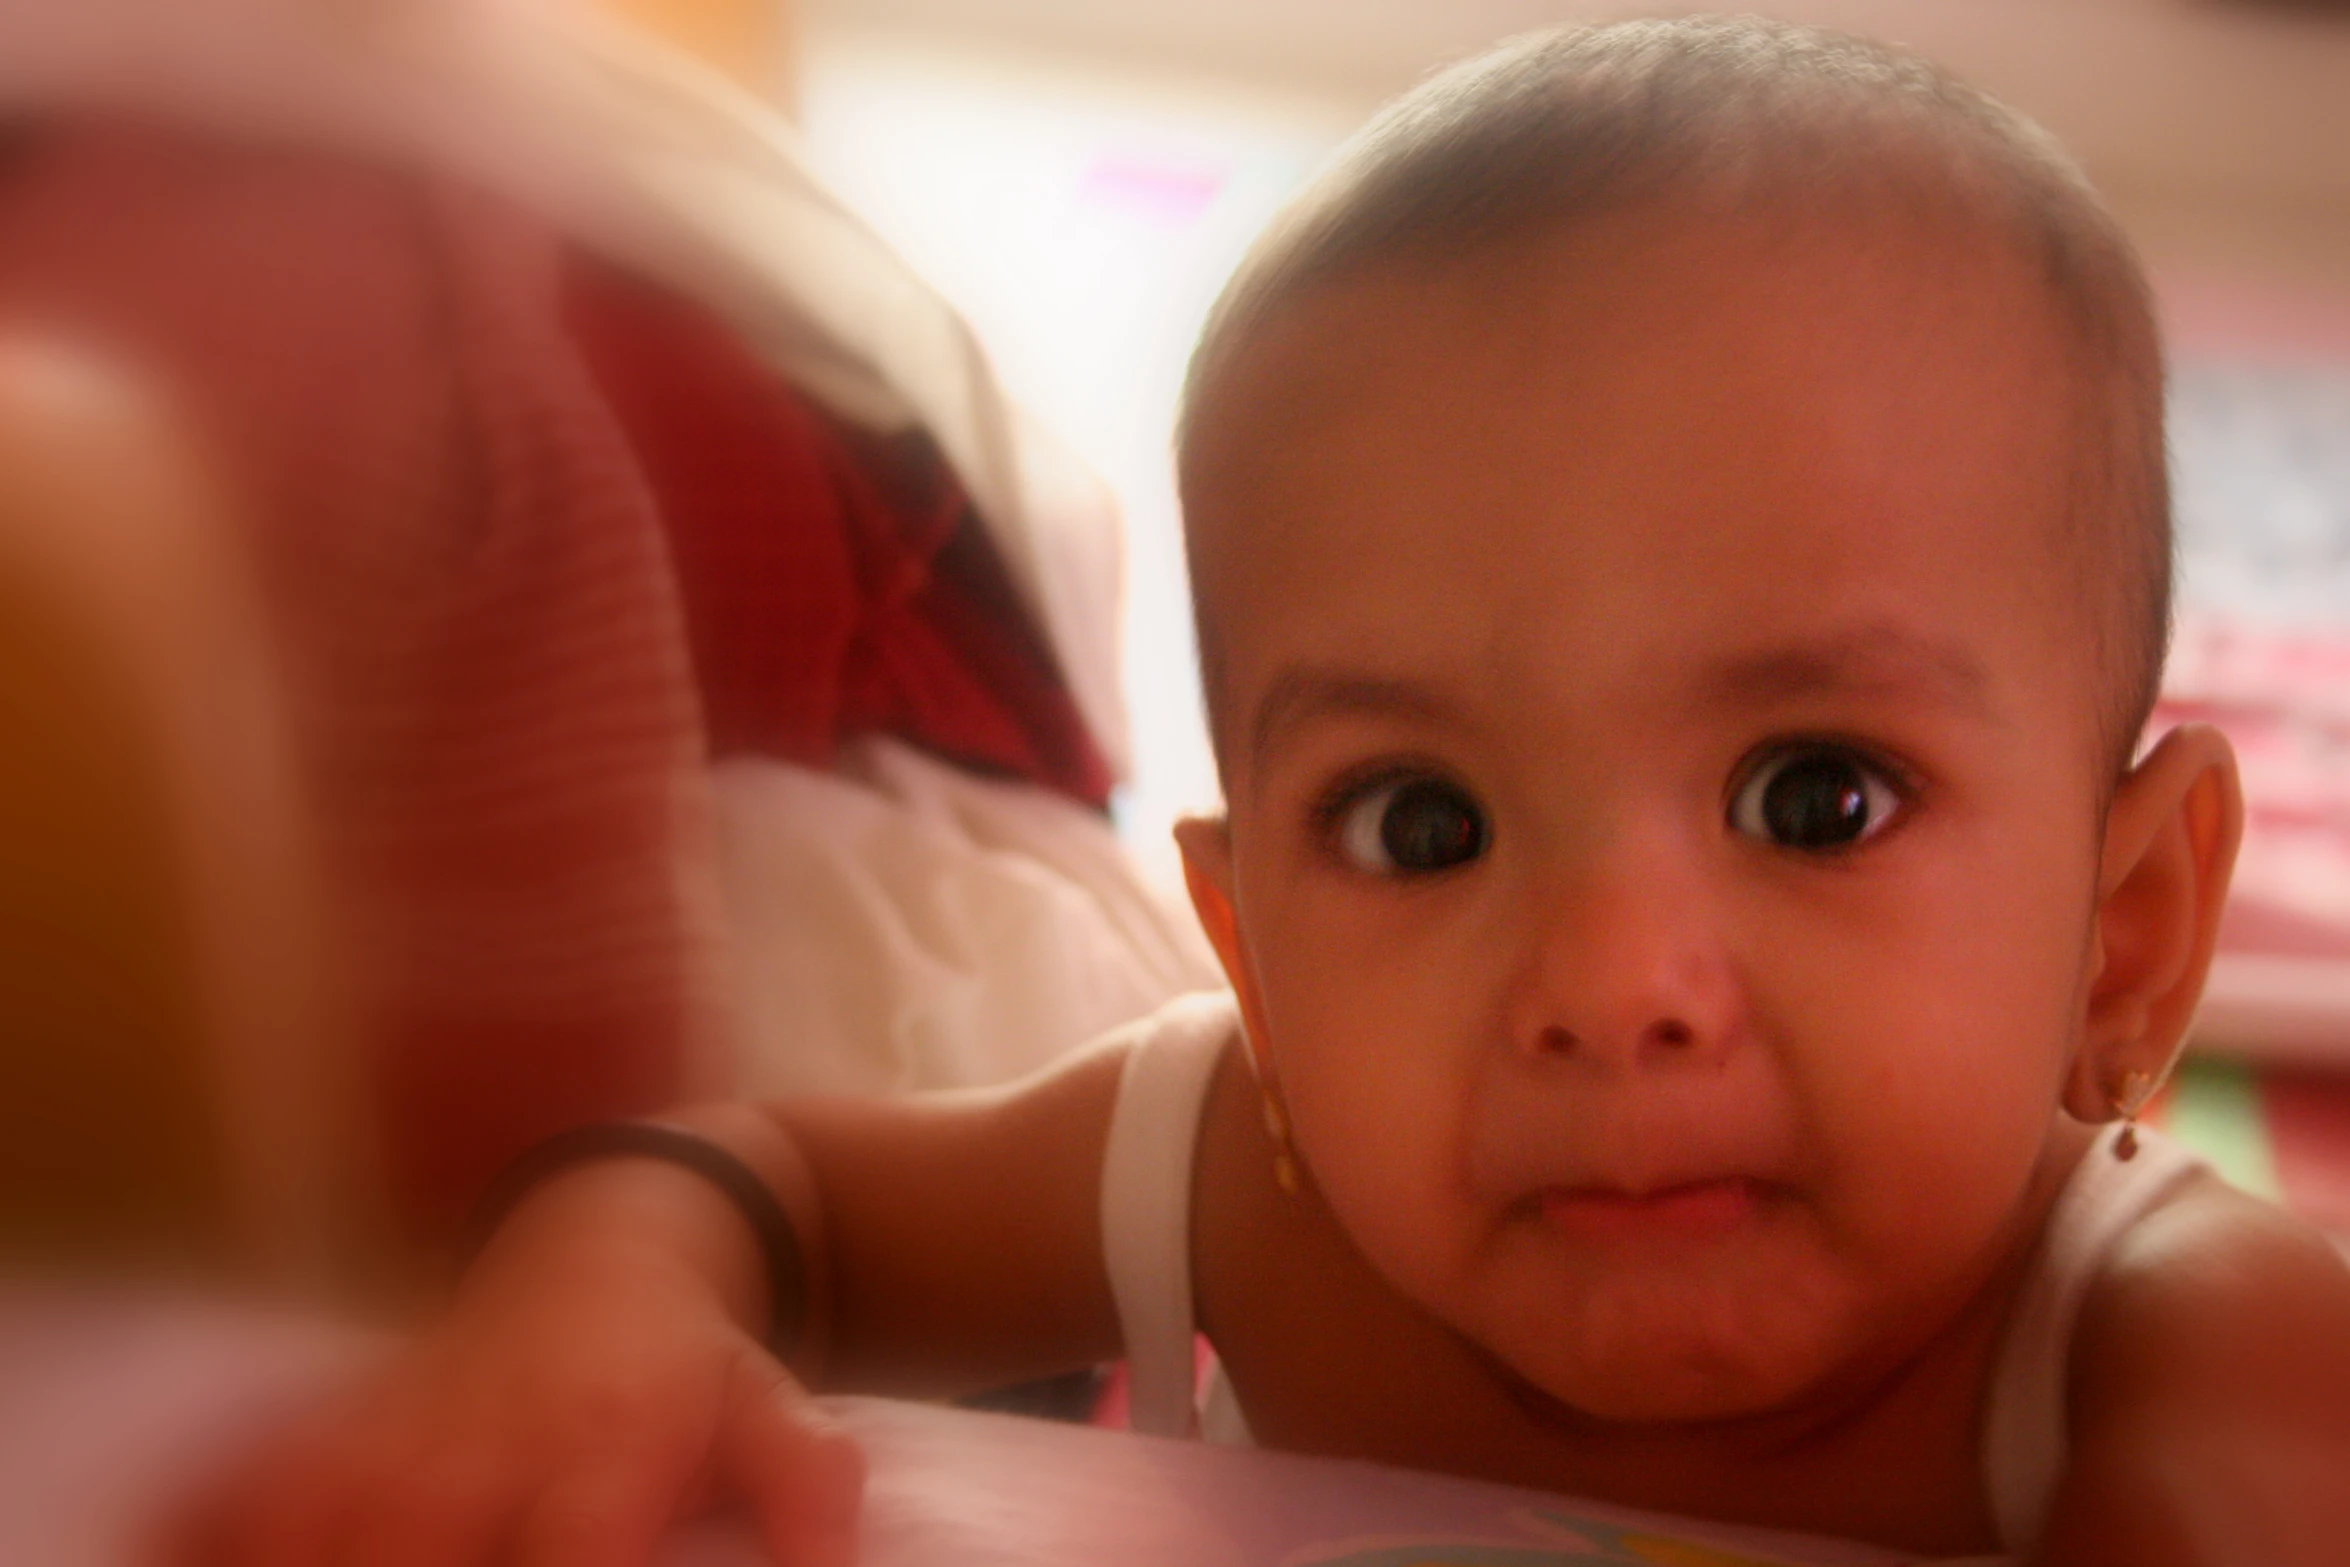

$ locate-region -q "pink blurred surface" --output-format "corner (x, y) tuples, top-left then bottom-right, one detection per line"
(0, 1296), (1930, 1567)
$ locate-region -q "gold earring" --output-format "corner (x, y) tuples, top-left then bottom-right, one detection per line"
(2111, 1068), (2156, 1162)
(1260, 1089), (1301, 1196)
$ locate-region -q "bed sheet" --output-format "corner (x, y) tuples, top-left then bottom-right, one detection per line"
(713, 738), (1222, 1099)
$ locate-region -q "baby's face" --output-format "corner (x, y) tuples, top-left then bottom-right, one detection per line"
(1181, 208), (2116, 1423)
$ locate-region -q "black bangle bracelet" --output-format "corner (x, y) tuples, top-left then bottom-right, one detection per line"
(459, 1120), (809, 1352)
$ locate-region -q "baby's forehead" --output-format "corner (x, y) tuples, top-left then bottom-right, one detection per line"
(1185, 203), (2083, 562)
(1180, 210), (2110, 771)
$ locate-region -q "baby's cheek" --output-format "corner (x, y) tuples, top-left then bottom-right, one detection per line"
(1792, 863), (2080, 1143)
(1254, 906), (1484, 1195)
(1283, 1037), (1480, 1284)
(1753, 946), (2074, 1323)
(1811, 1024), (2062, 1296)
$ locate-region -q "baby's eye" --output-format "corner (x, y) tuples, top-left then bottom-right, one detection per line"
(1729, 745), (1903, 852)
(1333, 774), (1489, 876)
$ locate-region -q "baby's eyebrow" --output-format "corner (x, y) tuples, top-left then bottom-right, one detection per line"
(1699, 625), (1995, 720)
(1248, 628), (1993, 770)
(1250, 669), (1459, 770)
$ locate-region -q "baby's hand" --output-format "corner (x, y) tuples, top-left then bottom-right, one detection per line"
(176, 1228), (862, 1567)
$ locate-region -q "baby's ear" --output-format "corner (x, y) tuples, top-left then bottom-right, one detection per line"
(1174, 813), (1277, 1075)
(1175, 812), (1247, 980)
(2065, 724), (2243, 1124)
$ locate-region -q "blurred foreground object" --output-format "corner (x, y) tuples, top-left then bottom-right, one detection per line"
(0, 1294), (1907, 1567)
(0, 0), (1201, 1291)
(597, 0), (792, 94)
(0, 343), (368, 1289)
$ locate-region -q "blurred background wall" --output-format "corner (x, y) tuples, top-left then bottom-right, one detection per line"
(621, 0), (2349, 885)
(805, 0), (2350, 299)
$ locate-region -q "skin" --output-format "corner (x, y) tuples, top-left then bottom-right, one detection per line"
(185, 206), (2350, 1567)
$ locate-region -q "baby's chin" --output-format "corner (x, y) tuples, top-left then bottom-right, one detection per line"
(1458, 1253), (1869, 1426)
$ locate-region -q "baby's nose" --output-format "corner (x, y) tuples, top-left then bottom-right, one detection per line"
(1527, 1011), (1713, 1069)
(1505, 852), (1744, 1074)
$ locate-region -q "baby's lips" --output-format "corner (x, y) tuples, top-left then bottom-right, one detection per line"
(1535, 1176), (1772, 1242)
(1470, 1131), (1801, 1210)
(1462, 1064), (1804, 1207)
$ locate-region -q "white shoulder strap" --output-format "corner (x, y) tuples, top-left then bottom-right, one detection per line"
(1098, 991), (1238, 1438)
(1980, 1125), (2205, 1552)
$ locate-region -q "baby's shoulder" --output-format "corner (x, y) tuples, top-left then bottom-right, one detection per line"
(2038, 1177), (2350, 1560)
(2093, 1172), (2347, 1318)
(2074, 1171), (2350, 1427)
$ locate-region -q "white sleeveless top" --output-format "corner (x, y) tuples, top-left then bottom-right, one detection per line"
(1097, 991), (2208, 1557)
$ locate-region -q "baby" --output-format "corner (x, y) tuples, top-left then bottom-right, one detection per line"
(191, 17), (2350, 1567)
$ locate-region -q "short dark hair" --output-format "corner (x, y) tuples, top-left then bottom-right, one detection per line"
(1180, 15), (2169, 780)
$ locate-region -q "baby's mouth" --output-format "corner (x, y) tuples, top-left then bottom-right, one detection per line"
(1536, 1177), (1767, 1241)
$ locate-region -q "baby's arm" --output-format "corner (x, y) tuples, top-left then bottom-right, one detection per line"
(181, 1042), (1132, 1567)
(2039, 1176), (2350, 1566)
(771, 1045), (1131, 1394)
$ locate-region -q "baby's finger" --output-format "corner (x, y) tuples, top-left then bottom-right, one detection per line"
(148, 1466), (249, 1567)
(510, 1437), (700, 1567)
(508, 1364), (721, 1567)
(218, 1405), (409, 1567)
(341, 1434), (520, 1567)
(723, 1355), (864, 1567)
